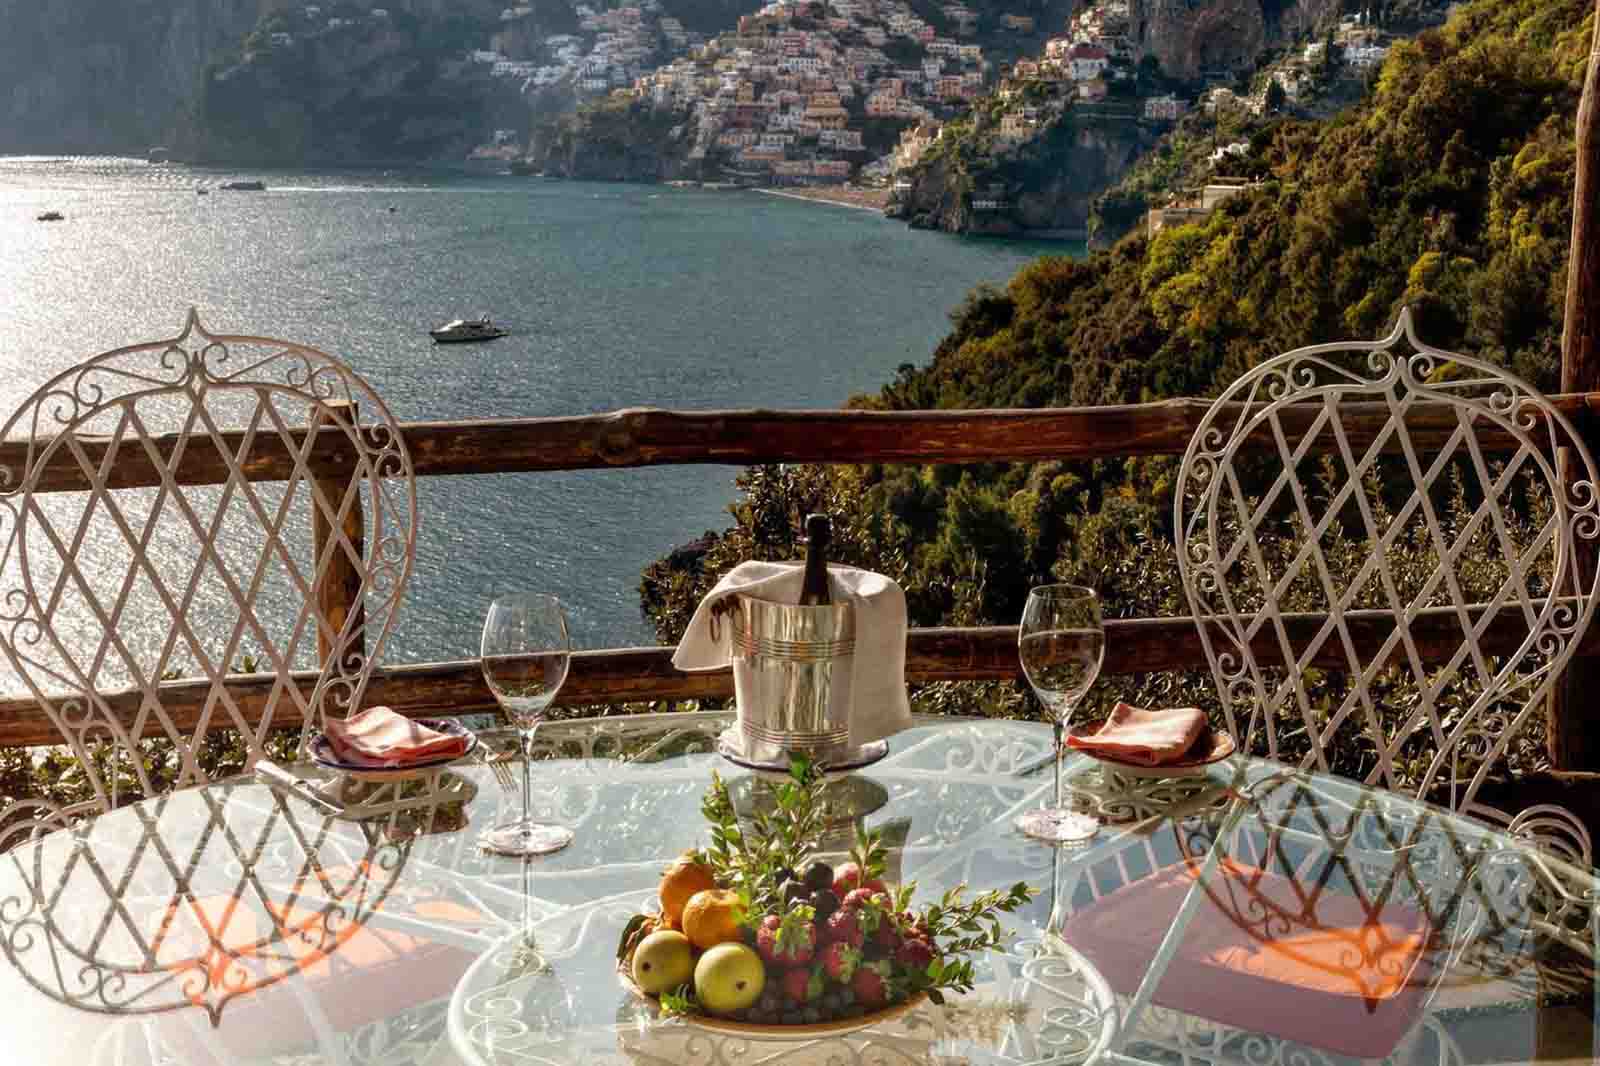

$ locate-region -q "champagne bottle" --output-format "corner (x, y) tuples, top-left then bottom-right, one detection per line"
(798, 514), (832, 606)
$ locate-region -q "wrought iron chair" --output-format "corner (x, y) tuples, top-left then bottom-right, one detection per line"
(1056, 770), (1577, 1065)
(0, 310), (417, 838)
(1175, 308), (1600, 862)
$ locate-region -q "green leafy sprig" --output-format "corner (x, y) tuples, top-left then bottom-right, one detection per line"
(658, 984), (699, 1017)
(698, 757), (829, 915)
(903, 881), (1035, 1005)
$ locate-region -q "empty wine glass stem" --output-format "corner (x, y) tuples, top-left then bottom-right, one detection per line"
(1052, 718), (1064, 812)
(520, 722), (537, 830)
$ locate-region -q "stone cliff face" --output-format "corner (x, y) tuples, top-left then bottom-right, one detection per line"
(1130, 0), (1341, 81)
(891, 116), (1158, 238)
(0, 0), (265, 152)
(532, 102), (695, 182)
(176, 20), (505, 165)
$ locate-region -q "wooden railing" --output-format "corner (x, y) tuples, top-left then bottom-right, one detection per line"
(5, 396), (1600, 765)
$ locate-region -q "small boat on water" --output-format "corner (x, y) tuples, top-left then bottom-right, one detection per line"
(219, 180), (266, 191)
(429, 316), (508, 343)
(36, 211), (64, 222)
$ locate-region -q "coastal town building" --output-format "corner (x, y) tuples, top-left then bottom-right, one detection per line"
(1068, 44), (1109, 81)
(1146, 180), (1259, 237)
(621, 0), (988, 185)
(1143, 94), (1184, 121)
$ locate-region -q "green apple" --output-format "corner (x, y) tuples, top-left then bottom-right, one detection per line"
(632, 930), (695, 995)
(693, 942), (765, 1014)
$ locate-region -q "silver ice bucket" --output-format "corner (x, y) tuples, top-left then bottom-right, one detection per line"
(731, 594), (856, 763)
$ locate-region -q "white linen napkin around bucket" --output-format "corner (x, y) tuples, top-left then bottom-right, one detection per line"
(673, 560), (913, 747)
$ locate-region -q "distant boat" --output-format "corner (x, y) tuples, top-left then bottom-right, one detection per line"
(35, 211), (64, 222)
(429, 316), (508, 343)
(196, 186), (209, 195)
(147, 146), (170, 164)
(218, 180), (266, 191)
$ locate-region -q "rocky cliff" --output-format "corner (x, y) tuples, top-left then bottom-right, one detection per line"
(1128, 0), (1341, 81)
(176, 13), (509, 165)
(532, 99), (695, 181)
(0, 0), (265, 153)
(890, 112), (1158, 237)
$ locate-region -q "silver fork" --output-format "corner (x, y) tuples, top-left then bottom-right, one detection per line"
(481, 747), (519, 793)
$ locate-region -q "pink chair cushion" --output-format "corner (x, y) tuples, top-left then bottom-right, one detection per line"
(1061, 858), (1436, 1059)
(151, 871), (482, 1058)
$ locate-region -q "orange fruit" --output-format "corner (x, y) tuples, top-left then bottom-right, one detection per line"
(681, 888), (744, 951)
(658, 854), (717, 926)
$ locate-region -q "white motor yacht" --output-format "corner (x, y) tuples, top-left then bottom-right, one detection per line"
(429, 316), (509, 343)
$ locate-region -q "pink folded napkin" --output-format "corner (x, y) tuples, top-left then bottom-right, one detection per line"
(1066, 702), (1208, 766)
(322, 707), (470, 768)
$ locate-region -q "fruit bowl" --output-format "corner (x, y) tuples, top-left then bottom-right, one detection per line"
(619, 971), (927, 1040)
(617, 759), (1035, 1035)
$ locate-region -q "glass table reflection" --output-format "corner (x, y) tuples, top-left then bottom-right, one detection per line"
(0, 711), (1589, 1066)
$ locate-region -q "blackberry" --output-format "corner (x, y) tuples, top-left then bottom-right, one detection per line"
(781, 1011), (804, 1025)
(838, 987), (856, 1006)
(800, 1007), (821, 1024)
(802, 861), (834, 891)
(759, 990), (781, 1013)
(844, 1004), (866, 1018)
(784, 881), (811, 905)
(809, 888), (839, 919)
(821, 991), (842, 1010)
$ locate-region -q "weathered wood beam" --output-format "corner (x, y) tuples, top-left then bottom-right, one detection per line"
(310, 401), (365, 675)
(1552, 0), (1600, 773)
(10, 396), (1600, 494)
(0, 608), (1581, 749)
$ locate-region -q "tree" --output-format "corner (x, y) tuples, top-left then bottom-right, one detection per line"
(1264, 79), (1287, 114)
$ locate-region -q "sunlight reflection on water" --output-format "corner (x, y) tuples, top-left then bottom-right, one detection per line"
(0, 157), (1067, 692)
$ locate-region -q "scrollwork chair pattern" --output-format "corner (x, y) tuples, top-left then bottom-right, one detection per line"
(0, 310), (417, 823)
(1174, 308), (1600, 856)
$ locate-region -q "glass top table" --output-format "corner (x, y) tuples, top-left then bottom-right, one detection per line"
(0, 711), (1591, 1065)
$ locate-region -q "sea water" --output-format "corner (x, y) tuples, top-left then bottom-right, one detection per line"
(0, 157), (1071, 669)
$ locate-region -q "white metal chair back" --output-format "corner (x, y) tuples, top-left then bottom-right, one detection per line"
(0, 310), (417, 816)
(1174, 309), (1600, 847)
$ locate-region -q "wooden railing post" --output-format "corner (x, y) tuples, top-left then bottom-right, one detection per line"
(311, 401), (366, 673)
(1553, 0), (1600, 772)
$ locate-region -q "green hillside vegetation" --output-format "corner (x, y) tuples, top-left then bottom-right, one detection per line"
(641, 0), (1596, 773)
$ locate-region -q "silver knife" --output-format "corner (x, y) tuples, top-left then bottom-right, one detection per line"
(254, 760), (345, 816)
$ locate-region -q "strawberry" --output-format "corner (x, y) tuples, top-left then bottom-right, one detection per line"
(818, 940), (861, 983)
(781, 966), (812, 1004)
(861, 878), (889, 896)
(840, 888), (879, 910)
(873, 911), (901, 950)
(822, 906), (864, 948)
(852, 960), (890, 1008)
(831, 862), (863, 897)
(894, 936), (936, 972)
(899, 911), (930, 942)
(756, 908), (817, 966)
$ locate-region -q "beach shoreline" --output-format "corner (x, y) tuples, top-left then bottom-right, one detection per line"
(756, 185), (890, 212)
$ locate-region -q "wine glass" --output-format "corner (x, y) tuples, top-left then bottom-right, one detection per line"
(480, 592), (574, 856)
(1015, 585), (1105, 843)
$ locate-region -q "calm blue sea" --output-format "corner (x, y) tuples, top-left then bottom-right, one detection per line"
(0, 156), (1070, 670)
